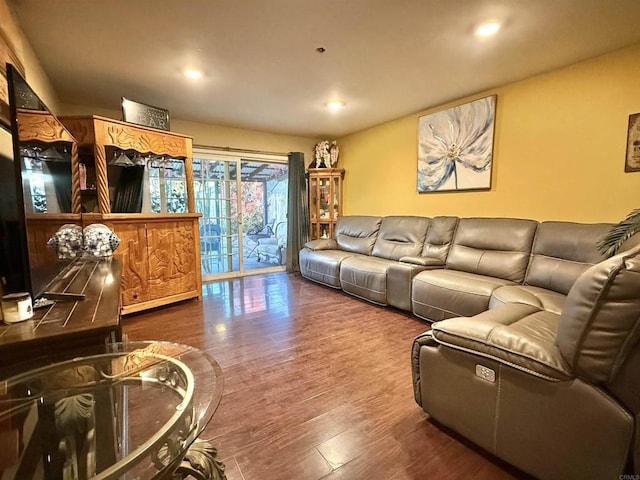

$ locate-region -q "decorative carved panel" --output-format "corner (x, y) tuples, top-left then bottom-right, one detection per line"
(146, 220), (197, 301)
(104, 124), (187, 157)
(99, 215), (201, 312)
(17, 110), (75, 143)
(60, 117), (95, 144)
(105, 221), (150, 306)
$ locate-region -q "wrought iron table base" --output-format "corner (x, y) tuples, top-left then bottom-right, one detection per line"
(174, 439), (226, 480)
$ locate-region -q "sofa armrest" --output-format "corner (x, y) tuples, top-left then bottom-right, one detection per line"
(387, 262), (431, 311)
(304, 238), (338, 251)
(431, 304), (571, 380)
(412, 331), (437, 407)
(400, 256), (444, 267)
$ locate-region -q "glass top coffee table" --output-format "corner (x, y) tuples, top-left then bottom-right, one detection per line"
(0, 341), (224, 480)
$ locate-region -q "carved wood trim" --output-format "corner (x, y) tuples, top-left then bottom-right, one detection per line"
(17, 109), (75, 143)
(71, 142), (81, 214)
(60, 117), (95, 144)
(103, 123), (188, 157)
(94, 144), (110, 214)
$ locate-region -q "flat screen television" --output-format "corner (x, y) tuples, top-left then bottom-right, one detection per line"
(0, 64), (80, 298)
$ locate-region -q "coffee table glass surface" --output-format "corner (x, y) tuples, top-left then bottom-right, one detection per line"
(0, 341), (223, 479)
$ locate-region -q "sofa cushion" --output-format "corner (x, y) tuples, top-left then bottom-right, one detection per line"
(335, 216), (382, 255)
(421, 216), (459, 262)
(525, 221), (611, 295)
(340, 256), (397, 305)
(447, 218), (538, 283)
(431, 303), (571, 380)
(556, 246), (640, 384)
(299, 248), (358, 288)
(372, 216), (430, 260)
(304, 238), (337, 250)
(412, 269), (514, 321)
(489, 285), (565, 314)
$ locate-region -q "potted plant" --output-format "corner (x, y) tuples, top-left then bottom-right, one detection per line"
(597, 208), (640, 256)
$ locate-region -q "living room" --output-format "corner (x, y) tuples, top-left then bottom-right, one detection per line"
(1, 1), (640, 479)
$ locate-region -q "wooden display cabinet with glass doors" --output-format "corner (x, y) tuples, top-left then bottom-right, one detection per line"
(307, 168), (345, 240)
(60, 115), (202, 315)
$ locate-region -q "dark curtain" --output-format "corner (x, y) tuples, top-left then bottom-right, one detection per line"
(286, 152), (309, 273)
(112, 166), (144, 213)
(47, 161), (72, 212)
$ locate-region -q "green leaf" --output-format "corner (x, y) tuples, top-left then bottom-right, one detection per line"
(597, 208), (640, 257)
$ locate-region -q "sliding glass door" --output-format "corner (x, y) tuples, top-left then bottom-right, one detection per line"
(193, 150), (288, 280)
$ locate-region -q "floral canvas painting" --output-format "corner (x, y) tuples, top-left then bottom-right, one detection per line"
(417, 96), (496, 192)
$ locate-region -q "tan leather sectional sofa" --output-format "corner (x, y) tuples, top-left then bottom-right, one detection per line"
(299, 215), (640, 480)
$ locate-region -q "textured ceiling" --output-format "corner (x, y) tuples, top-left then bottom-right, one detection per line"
(11, 0), (640, 137)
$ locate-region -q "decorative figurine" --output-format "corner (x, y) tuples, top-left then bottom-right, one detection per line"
(314, 140), (339, 168)
(329, 141), (339, 166)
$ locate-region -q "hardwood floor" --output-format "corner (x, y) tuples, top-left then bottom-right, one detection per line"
(122, 272), (529, 480)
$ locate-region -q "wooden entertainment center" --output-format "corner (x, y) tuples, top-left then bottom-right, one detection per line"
(60, 115), (202, 315)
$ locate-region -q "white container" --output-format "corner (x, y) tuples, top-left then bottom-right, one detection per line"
(1, 292), (34, 324)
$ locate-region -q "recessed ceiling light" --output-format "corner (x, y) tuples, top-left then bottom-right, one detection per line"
(475, 22), (500, 37)
(327, 101), (346, 111)
(184, 69), (203, 79)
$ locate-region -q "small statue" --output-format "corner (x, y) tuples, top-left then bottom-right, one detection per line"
(314, 140), (339, 168)
(329, 141), (339, 167)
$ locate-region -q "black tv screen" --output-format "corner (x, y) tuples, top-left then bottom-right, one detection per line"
(0, 135), (29, 294)
(1, 64), (79, 298)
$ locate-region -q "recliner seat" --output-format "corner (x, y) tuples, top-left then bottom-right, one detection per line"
(340, 216), (431, 306)
(411, 218), (538, 321)
(299, 215), (381, 287)
(412, 246), (640, 480)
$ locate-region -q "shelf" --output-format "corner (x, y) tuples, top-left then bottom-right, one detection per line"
(307, 168), (344, 241)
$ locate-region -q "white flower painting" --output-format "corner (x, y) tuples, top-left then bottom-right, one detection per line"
(417, 96), (496, 192)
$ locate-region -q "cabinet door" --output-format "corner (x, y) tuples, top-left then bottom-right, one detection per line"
(146, 220), (198, 301)
(309, 177), (318, 220)
(106, 222), (150, 306)
(332, 174), (342, 219)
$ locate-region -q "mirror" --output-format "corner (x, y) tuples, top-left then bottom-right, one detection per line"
(3, 64), (80, 298)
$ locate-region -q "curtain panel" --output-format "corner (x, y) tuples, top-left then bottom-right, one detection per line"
(286, 152), (309, 273)
(112, 166), (144, 213)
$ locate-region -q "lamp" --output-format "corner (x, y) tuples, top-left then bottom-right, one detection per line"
(109, 150), (134, 167)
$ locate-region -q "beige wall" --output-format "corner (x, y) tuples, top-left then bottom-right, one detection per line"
(338, 43), (640, 223)
(61, 104), (320, 163)
(0, 0), (59, 111)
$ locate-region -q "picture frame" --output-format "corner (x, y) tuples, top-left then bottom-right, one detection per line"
(0, 29), (25, 131)
(121, 97), (170, 131)
(417, 95), (496, 192)
(625, 112), (640, 172)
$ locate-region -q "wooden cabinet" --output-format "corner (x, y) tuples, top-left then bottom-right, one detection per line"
(59, 116), (202, 314)
(60, 115), (195, 214)
(307, 168), (344, 240)
(89, 213), (202, 315)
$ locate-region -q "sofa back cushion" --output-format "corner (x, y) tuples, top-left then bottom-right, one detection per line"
(525, 222), (611, 295)
(556, 246), (640, 384)
(421, 216), (459, 262)
(372, 216), (431, 260)
(335, 216), (382, 255)
(446, 218), (538, 282)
